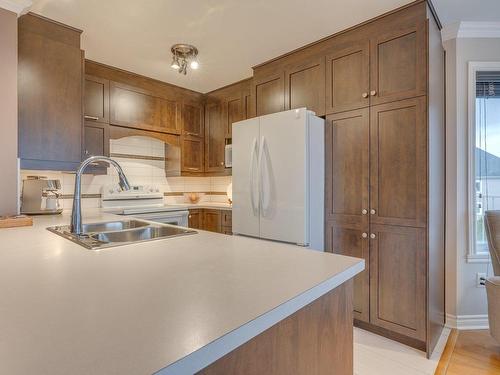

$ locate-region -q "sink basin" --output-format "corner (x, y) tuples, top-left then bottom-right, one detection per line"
(81, 220), (149, 233)
(91, 225), (195, 243)
(47, 221), (197, 250)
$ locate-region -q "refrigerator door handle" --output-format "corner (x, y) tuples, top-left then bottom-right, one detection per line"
(249, 138), (259, 215)
(258, 136), (267, 216)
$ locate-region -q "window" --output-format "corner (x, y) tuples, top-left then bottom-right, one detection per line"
(468, 63), (500, 261)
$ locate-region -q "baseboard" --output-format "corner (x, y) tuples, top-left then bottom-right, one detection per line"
(445, 313), (489, 330)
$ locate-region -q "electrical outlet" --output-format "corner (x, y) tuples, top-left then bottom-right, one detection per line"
(476, 273), (487, 288)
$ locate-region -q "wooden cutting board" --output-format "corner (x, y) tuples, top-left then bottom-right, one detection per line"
(0, 215), (33, 229)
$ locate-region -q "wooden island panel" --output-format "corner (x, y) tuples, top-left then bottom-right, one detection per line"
(198, 280), (353, 375)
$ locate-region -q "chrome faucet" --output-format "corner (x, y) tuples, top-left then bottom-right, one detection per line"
(70, 156), (131, 235)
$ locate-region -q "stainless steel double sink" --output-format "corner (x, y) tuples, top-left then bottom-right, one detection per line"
(47, 219), (197, 250)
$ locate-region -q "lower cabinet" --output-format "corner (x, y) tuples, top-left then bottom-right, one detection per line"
(369, 224), (426, 341)
(188, 208), (232, 235)
(188, 209), (202, 229)
(326, 221), (370, 322)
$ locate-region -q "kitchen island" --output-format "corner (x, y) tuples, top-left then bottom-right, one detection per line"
(0, 210), (364, 374)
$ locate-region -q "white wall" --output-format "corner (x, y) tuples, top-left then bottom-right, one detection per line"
(0, 8), (19, 215)
(444, 37), (499, 327)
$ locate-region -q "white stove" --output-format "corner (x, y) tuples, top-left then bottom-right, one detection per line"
(101, 185), (189, 226)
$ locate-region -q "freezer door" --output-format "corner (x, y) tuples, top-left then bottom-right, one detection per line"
(258, 108), (308, 245)
(232, 118), (260, 237)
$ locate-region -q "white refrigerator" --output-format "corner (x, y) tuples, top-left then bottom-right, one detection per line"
(232, 108), (324, 250)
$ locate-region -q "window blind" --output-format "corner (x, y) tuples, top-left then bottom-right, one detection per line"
(476, 71), (500, 98)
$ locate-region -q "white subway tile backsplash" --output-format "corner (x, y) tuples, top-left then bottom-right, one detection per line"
(21, 136), (232, 208)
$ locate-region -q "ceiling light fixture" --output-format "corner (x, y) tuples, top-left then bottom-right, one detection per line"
(170, 44), (199, 75)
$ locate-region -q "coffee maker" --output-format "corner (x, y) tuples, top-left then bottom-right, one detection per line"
(20, 176), (63, 215)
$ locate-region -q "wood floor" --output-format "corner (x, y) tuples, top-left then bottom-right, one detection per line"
(435, 330), (500, 375)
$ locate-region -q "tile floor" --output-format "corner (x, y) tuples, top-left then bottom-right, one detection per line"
(354, 327), (451, 375)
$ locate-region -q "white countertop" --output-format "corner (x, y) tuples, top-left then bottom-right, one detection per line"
(0, 210), (363, 375)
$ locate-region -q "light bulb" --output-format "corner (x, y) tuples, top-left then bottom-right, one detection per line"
(171, 57), (180, 70)
(190, 60), (199, 69)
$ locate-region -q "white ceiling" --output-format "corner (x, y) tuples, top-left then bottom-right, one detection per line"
(433, 0), (500, 25)
(28, 0), (500, 93)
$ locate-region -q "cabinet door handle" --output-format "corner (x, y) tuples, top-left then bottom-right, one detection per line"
(370, 90), (377, 97)
(362, 92), (368, 98)
(185, 132), (198, 137)
(362, 209), (368, 215)
(84, 115), (99, 121)
(362, 232), (368, 238)
(370, 209), (376, 215)
(370, 233), (376, 239)
(186, 167), (199, 171)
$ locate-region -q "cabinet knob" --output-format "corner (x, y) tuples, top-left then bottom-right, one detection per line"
(370, 233), (376, 239)
(362, 232), (368, 238)
(362, 92), (368, 98)
(370, 90), (377, 96)
(220, 161), (224, 166)
(189, 215), (192, 218)
(362, 209), (368, 215)
(370, 209), (376, 215)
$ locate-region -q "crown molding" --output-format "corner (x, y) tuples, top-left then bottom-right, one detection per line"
(442, 21), (500, 42)
(0, 0), (32, 15)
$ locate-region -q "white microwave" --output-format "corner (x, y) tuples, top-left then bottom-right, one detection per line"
(225, 144), (232, 168)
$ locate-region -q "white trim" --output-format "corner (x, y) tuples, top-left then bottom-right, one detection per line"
(442, 22), (500, 42)
(467, 62), (500, 262)
(446, 313), (489, 330)
(0, 0), (31, 15)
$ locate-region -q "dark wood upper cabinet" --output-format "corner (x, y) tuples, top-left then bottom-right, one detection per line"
(18, 13), (83, 171)
(369, 97), (427, 228)
(369, 22), (427, 105)
(181, 135), (204, 173)
(84, 75), (109, 123)
(370, 224), (426, 341)
(223, 94), (245, 138)
(182, 101), (204, 137)
(326, 221), (370, 322)
(285, 56), (325, 116)
(326, 41), (370, 114)
(253, 71), (285, 116)
(205, 102), (226, 173)
(84, 122), (109, 157)
(109, 82), (180, 134)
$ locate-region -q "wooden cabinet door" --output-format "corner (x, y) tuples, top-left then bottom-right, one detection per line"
(253, 71), (285, 116)
(325, 41), (370, 114)
(370, 97), (427, 227)
(183, 102), (204, 137)
(188, 209), (202, 229)
(181, 136), (204, 173)
(370, 22), (426, 105)
(84, 75), (109, 123)
(325, 108), (370, 322)
(18, 15), (83, 171)
(326, 221), (370, 322)
(326, 109), (370, 223)
(370, 224), (426, 341)
(223, 94), (245, 138)
(84, 122), (109, 157)
(110, 82), (180, 134)
(285, 56), (325, 115)
(205, 102), (226, 173)
(203, 209), (222, 233)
